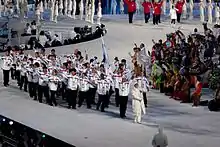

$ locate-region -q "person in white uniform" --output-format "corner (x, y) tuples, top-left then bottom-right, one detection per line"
(131, 83), (146, 123)
(48, 69), (61, 106)
(118, 77), (130, 118)
(96, 73), (110, 112)
(78, 73), (90, 108)
(1, 50), (12, 87)
(66, 68), (79, 109)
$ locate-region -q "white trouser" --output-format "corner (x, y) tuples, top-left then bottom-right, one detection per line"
(97, 17), (101, 25)
(67, 10), (71, 17)
(216, 17), (219, 24)
(36, 14), (40, 23)
(80, 11), (83, 20)
(134, 104), (142, 123)
(54, 15), (57, 23)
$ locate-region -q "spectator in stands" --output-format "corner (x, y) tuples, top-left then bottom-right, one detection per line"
(21, 23), (31, 36)
(38, 31), (49, 48)
(31, 21), (37, 35)
(51, 34), (62, 47)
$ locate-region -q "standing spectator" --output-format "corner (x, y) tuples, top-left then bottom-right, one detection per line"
(124, 0), (136, 23)
(142, 0), (152, 23)
(175, 0), (185, 23)
(31, 21), (37, 35)
(152, 126), (168, 147)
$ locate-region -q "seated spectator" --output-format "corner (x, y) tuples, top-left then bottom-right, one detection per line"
(31, 21), (37, 35)
(51, 34), (62, 47)
(37, 31), (49, 48)
(21, 23), (31, 36)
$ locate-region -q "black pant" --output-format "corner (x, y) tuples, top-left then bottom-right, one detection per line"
(96, 94), (107, 112)
(28, 82), (34, 98)
(38, 85), (49, 103)
(78, 91), (91, 108)
(61, 82), (67, 100)
(67, 89), (77, 109)
(160, 83), (164, 93)
(153, 14), (160, 25)
(119, 96), (128, 118)
(89, 88), (97, 104)
(177, 13), (181, 23)
(20, 76), (28, 91)
(15, 70), (21, 86)
(106, 87), (114, 107)
(32, 82), (38, 100)
(143, 92), (147, 107)
(115, 88), (120, 107)
(128, 12), (134, 23)
(50, 90), (57, 106)
(3, 70), (10, 86)
(10, 66), (16, 79)
(144, 13), (150, 23)
(158, 14), (161, 23)
(171, 19), (176, 24)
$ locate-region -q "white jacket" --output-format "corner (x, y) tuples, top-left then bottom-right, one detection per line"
(131, 87), (146, 115)
(96, 79), (110, 95)
(79, 78), (90, 92)
(1, 56), (12, 70)
(67, 75), (79, 90)
(119, 81), (130, 96)
(170, 8), (177, 20)
(48, 76), (60, 91)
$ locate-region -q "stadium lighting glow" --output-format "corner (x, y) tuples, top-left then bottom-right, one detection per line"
(9, 121), (13, 125)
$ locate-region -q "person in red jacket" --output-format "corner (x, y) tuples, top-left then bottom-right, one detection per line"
(175, 0), (185, 23)
(124, 0), (136, 23)
(152, 0), (163, 25)
(142, 0), (152, 23)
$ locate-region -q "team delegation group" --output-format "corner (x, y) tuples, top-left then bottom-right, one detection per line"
(0, 47), (149, 123)
(125, 0), (185, 24)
